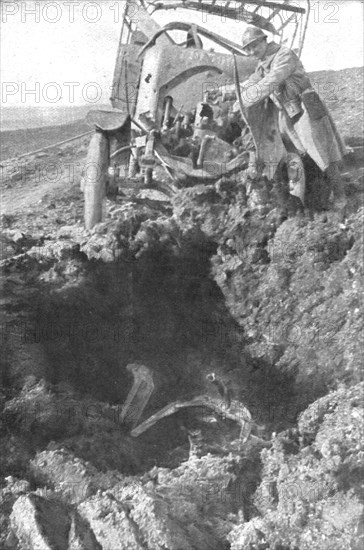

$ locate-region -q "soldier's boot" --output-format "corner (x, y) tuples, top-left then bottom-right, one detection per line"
(325, 162), (347, 216)
(319, 176), (332, 210)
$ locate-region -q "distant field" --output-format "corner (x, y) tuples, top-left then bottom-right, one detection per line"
(0, 119), (91, 162)
(0, 104), (110, 161)
(0, 104), (95, 132)
(308, 67), (364, 144)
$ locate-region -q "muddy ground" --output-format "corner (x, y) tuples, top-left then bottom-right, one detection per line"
(0, 66), (363, 550)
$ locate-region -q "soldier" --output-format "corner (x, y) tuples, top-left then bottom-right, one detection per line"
(220, 26), (347, 211)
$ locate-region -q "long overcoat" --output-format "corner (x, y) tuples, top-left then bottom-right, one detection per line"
(236, 42), (347, 171)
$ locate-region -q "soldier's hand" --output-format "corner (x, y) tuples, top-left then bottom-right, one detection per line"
(205, 89), (222, 102)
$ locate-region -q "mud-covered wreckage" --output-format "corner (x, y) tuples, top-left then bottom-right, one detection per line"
(120, 364), (253, 454)
(82, 0), (311, 446)
(82, 1), (311, 447)
(82, 0), (310, 229)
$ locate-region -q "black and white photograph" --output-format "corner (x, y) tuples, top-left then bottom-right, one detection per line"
(1, 1), (363, 548)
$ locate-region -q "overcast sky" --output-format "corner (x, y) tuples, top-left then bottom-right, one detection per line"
(1, 0), (363, 107)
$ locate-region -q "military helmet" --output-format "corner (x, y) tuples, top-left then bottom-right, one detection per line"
(241, 26), (267, 49)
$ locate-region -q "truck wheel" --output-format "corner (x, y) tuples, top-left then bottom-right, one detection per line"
(84, 132), (109, 230)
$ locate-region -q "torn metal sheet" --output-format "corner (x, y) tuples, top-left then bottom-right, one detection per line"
(131, 394), (253, 443)
(120, 363), (155, 428)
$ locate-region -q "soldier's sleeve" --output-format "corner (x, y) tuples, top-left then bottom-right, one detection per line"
(242, 48), (296, 107)
(223, 70), (262, 102)
(243, 70), (263, 86)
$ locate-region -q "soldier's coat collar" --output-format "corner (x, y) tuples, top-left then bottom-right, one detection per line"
(257, 42), (281, 69)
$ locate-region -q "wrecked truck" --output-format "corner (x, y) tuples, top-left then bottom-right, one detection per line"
(82, 0), (311, 229)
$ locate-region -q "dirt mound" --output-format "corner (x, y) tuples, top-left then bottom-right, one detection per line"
(229, 382), (364, 550)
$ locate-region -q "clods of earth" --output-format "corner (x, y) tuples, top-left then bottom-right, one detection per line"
(0, 67), (363, 549)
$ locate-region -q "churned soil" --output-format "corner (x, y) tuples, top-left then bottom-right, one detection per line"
(0, 66), (363, 550)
